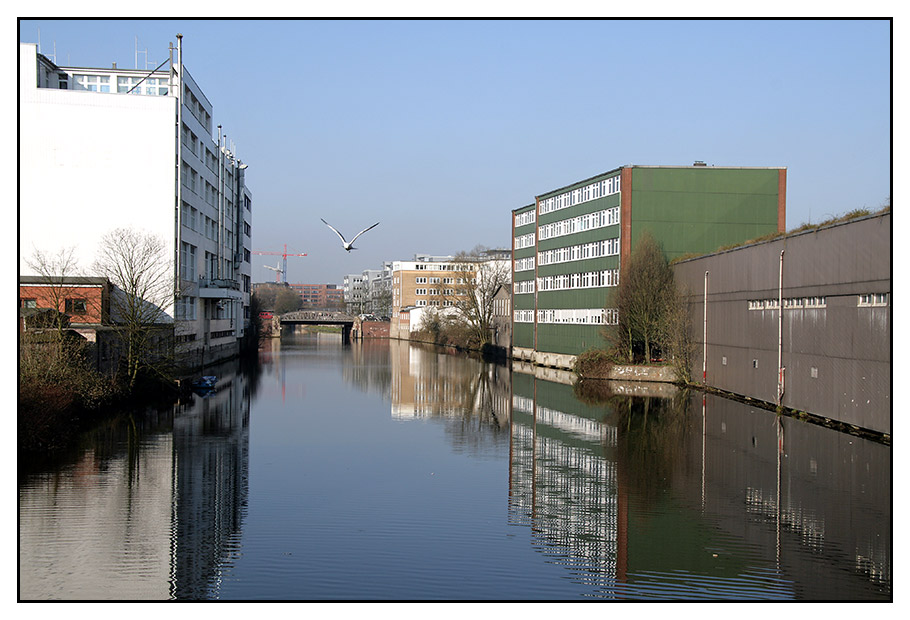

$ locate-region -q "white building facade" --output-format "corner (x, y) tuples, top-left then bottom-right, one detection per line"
(19, 39), (253, 366)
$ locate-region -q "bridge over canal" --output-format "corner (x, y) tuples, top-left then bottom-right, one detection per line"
(273, 310), (358, 341)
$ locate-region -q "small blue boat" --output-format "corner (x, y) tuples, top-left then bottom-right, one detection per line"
(191, 375), (218, 392)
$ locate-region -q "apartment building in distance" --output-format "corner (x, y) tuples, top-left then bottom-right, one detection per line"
(19, 38), (253, 368)
(513, 164), (786, 368)
(390, 255), (471, 339)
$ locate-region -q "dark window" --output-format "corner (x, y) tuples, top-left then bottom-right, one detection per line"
(65, 298), (87, 314)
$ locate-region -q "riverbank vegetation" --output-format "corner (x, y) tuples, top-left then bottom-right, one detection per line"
(574, 232), (694, 383)
(19, 230), (183, 455)
(412, 246), (510, 356)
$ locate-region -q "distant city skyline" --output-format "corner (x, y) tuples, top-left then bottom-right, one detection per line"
(18, 18), (891, 284)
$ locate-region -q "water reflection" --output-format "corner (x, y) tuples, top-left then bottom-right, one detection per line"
(19, 360), (254, 600)
(510, 369), (891, 600)
(19, 338), (890, 600)
(348, 340), (512, 456)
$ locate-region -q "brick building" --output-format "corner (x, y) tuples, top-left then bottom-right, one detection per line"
(19, 276), (111, 327)
(287, 283), (345, 309)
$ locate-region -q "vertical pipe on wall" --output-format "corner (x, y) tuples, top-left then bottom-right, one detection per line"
(778, 250), (785, 406)
(703, 270), (708, 384)
(172, 38), (181, 310)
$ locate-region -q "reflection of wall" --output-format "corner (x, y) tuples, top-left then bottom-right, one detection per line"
(20, 361), (254, 600)
(685, 393), (891, 598)
(508, 371), (891, 599)
(508, 373), (621, 583)
(172, 369), (251, 599)
(19, 434), (176, 600)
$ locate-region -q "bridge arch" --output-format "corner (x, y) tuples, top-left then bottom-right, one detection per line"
(276, 310), (358, 341)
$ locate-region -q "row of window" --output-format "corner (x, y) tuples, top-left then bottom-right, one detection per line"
(415, 288), (458, 296)
(538, 238), (619, 266)
(412, 263), (472, 271)
(748, 297), (828, 310)
(176, 296), (197, 320)
(514, 257), (535, 272)
(72, 73), (169, 96)
(514, 210), (536, 227)
(19, 298), (88, 313)
(180, 242), (197, 281)
(515, 233), (535, 250)
(748, 294), (890, 310)
(513, 308), (619, 325)
(514, 280), (535, 294)
(184, 85), (212, 133)
(538, 176), (621, 216)
(537, 269), (620, 292)
(538, 207), (620, 241)
(415, 300), (457, 307)
(859, 293), (889, 306)
(181, 202), (236, 248)
(181, 241), (246, 282)
(415, 276), (462, 284)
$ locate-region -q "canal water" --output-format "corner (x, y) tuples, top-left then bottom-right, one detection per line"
(18, 334), (891, 600)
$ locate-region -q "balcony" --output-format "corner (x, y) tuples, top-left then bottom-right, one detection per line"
(198, 276), (243, 300)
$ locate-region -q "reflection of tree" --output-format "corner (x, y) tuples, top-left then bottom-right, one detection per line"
(609, 391), (692, 507)
(573, 378), (617, 406)
(441, 360), (511, 456)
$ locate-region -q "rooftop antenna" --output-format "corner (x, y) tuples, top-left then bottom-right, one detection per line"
(135, 36), (150, 70)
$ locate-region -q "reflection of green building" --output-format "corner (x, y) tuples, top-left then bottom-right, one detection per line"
(512, 164), (786, 364)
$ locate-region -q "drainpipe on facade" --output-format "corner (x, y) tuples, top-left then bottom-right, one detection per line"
(217, 125), (224, 281)
(777, 250), (785, 406)
(173, 35), (182, 320)
(703, 270), (708, 384)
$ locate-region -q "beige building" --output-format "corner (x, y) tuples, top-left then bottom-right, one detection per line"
(390, 255), (473, 339)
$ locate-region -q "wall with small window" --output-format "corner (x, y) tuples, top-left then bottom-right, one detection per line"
(673, 211), (891, 434)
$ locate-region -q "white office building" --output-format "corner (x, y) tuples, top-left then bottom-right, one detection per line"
(19, 38), (253, 366)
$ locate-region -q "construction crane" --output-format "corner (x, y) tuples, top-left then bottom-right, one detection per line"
(253, 244), (307, 283)
(263, 262), (283, 283)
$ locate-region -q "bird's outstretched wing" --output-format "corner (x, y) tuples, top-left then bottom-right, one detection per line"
(320, 218), (347, 243)
(349, 222), (380, 244)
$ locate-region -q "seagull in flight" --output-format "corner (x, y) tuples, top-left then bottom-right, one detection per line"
(320, 218), (380, 252)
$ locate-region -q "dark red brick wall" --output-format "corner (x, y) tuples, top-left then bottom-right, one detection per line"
(361, 321), (389, 338)
(19, 283), (106, 324)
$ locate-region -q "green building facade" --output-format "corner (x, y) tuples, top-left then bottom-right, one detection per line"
(511, 164), (786, 364)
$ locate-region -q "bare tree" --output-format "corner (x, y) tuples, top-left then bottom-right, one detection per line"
(606, 231), (675, 364)
(371, 284), (393, 316)
(446, 246), (511, 349)
(25, 247), (85, 339)
(93, 228), (174, 389)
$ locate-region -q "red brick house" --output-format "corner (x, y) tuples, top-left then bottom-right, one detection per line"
(19, 276), (111, 328)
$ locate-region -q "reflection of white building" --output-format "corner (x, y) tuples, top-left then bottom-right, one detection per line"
(18, 368), (250, 600)
(19, 39), (253, 366)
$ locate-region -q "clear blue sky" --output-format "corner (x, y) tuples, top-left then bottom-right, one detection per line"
(19, 19), (892, 285)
